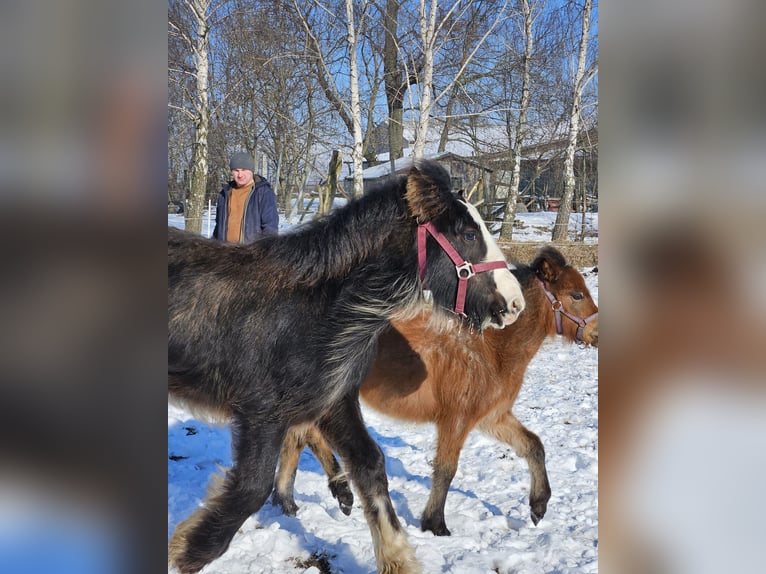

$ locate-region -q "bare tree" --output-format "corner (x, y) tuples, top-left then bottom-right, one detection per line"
(435, 1), (501, 154)
(346, 0), (366, 196)
(499, 0), (537, 241)
(411, 0), (511, 159)
(289, 0), (379, 192)
(413, 0), (441, 159)
(383, 0), (422, 169)
(168, 0), (216, 235)
(552, 0), (596, 241)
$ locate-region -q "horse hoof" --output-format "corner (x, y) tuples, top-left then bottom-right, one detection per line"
(272, 493), (299, 517)
(530, 505), (546, 525)
(420, 518), (451, 537)
(330, 480), (354, 515)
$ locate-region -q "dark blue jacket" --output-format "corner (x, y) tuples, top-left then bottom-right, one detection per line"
(212, 176), (279, 243)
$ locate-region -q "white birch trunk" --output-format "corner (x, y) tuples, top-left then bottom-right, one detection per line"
(413, 0), (438, 159)
(185, 0), (210, 235)
(414, 1), (511, 160)
(346, 0), (365, 197)
(552, 0), (592, 242)
(500, 0), (535, 242)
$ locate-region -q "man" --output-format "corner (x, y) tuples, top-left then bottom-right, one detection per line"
(212, 151), (279, 242)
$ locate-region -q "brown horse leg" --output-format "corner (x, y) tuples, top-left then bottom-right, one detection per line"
(480, 411), (551, 525)
(305, 424), (355, 514)
(318, 393), (421, 574)
(273, 424), (354, 516)
(169, 417), (287, 574)
(272, 425), (308, 516)
(420, 422), (472, 536)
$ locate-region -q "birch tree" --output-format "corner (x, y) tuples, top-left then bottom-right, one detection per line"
(499, 0), (536, 241)
(552, 0), (596, 241)
(346, 0), (365, 197)
(168, 0), (214, 235)
(412, 0), (511, 159)
(290, 0), (373, 194)
(412, 0), (439, 159)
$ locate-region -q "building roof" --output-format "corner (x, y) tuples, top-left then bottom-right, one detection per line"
(344, 152), (492, 181)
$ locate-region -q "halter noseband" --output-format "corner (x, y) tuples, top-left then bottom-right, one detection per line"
(537, 278), (598, 344)
(418, 221), (507, 316)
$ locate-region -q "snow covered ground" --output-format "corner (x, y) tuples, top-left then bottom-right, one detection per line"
(168, 210), (598, 573)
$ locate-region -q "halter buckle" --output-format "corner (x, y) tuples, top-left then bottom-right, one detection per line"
(455, 261), (475, 279)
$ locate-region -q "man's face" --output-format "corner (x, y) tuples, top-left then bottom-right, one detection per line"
(231, 168), (254, 188)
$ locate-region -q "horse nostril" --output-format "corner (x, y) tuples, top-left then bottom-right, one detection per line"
(511, 297), (524, 315)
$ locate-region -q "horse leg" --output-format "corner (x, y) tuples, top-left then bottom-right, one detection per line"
(273, 424), (354, 516)
(420, 421), (472, 536)
(305, 424), (354, 515)
(169, 417), (287, 574)
(480, 411), (551, 524)
(318, 393), (421, 574)
(272, 424), (308, 516)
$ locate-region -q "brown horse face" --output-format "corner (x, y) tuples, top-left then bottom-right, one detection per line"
(554, 266), (599, 347)
(534, 247), (598, 347)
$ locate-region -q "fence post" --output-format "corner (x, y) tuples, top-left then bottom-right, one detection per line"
(207, 199), (212, 237)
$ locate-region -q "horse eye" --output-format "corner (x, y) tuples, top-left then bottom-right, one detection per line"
(571, 291), (584, 301)
(463, 231), (477, 242)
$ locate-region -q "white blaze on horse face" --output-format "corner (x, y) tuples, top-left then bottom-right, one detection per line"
(463, 201), (526, 327)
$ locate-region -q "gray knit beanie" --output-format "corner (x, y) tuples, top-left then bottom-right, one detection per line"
(229, 151), (255, 171)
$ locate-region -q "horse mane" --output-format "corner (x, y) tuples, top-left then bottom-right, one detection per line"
(232, 177), (414, 289)
(510, 262), (536, 289)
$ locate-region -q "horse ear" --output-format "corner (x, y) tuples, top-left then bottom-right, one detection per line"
(405, 164), (449, 222)
(533, 247), (567, 283)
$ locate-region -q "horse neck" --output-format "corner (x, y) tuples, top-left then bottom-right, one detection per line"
(279, 189), (413, 286)
(486, 267), (556, 365)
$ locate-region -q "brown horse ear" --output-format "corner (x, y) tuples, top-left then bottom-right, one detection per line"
(535, 258), (558, 283)
(533, 247), (567, 283)
(405, 163), (449, 223)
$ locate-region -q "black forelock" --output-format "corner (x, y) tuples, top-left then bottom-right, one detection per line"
(412, 159), (453, 192)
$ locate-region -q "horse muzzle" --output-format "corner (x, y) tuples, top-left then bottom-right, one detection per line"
(487, 291), (525, 329)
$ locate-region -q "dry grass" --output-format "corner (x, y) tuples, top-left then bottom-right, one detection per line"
(499, 241), (599, 269)
(293, 551), (335, 573)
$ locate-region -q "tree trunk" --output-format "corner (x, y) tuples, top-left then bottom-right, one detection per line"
(384, 0), (405, 172)
(437, 85), (458, 153)
(552, 0), (592, 242)
(413, 0), (438, 159)
(346, 0), (365, 197)
(500, 0), (534, 242)
(185, 0), (210, 236)
(318, 149), (342, 216)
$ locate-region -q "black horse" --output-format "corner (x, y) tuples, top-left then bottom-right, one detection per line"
(168, 160), (525, 573)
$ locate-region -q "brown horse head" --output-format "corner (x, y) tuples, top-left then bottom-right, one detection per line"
(532, 246), (599, 347)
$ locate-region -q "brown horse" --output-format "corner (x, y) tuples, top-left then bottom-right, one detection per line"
(272, 246), (598, 537)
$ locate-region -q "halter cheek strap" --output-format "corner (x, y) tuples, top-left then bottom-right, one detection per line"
(537, 278), (598, 344)
(418, 222), (507, 316)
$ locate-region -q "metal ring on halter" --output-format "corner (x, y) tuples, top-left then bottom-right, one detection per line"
(455, 261), (475, 279)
